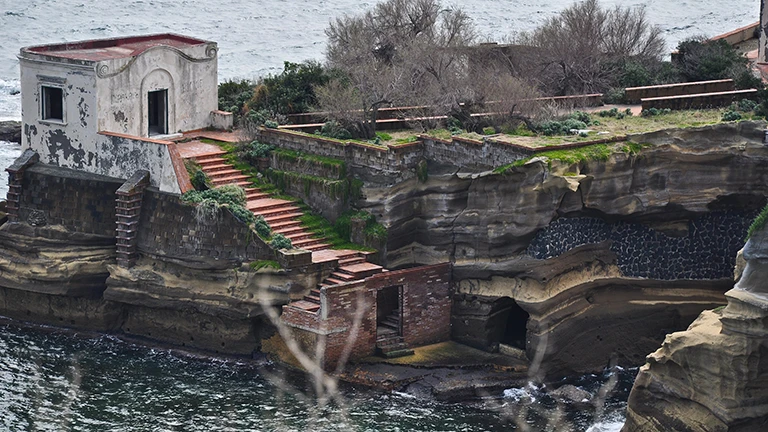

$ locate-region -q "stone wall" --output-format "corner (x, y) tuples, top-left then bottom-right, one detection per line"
(138, 188), (272, 264)
(258, 127), (629, 182)
(526, 212), (755, 280)
(422, 136), (533, 170)
(18, 164), (122, 236)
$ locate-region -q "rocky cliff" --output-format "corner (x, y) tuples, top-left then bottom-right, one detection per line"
(622, 226), (768, 432)
(361, 121), (768, 376)
(0, 120), (21, 143)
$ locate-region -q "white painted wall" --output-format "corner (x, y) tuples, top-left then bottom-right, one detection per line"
(19, 57), (99, 171)
(96, 43), (218, 137)
(18, 37), (219, 194)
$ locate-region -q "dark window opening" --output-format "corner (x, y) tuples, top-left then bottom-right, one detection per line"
(501, 301), (530, 349)
(148, 89), (168, 135)
(41, 86), (63, 121)
(376, 286), (401, 338)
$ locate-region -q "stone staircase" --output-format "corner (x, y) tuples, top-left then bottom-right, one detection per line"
(376, 309), (413, 358)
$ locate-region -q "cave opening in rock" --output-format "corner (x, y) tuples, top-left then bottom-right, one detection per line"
(499, 298), (529, 350)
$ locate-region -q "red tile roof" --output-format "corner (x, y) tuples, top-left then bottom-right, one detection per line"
(22, 33), (210, 62)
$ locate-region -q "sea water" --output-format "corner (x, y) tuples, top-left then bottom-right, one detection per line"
(0, 0), (760, 121)
(0, 1), (758, 429)
(0, 323), (635, 431)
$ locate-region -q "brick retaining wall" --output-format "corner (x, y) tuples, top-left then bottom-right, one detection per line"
(626, 79), (735, 104)
(138, 189), (272, 263)
(282, 262), (452, 370)
(19, 164), (122, 236)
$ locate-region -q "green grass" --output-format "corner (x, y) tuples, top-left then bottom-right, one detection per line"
(297, 208), (374, 251)
(494, 143), (615, 174)
(249, 260), (282, 271)
(395, 135), (418, 144)
(272, 148), (346, 178)
(202, 139), (281, 194)
(747, 204), (768, 240)
(200, 138), (375, 253)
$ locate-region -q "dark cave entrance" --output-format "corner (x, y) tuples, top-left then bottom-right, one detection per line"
(501, 301), (530, 349)
(490, 297), (530, 350)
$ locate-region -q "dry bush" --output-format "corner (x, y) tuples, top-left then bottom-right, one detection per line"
(519, 0), (664, 95)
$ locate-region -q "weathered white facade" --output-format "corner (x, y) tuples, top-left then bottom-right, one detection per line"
(18, 34), (224, 193)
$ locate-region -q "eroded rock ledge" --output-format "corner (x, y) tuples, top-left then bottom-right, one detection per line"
(622, 228), (768, 431)
(362, 121), (768, 376)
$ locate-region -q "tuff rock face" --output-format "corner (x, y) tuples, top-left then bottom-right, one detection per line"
(361, 121), (768, 376)
(622, 228), (768, 431)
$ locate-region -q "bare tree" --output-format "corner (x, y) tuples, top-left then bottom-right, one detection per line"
(519, 0), (665, 95)
(321, 0), (477, 138)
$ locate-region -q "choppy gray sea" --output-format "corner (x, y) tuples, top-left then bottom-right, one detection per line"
(0, 1), (759, 430)
(0, 0), (760, 121)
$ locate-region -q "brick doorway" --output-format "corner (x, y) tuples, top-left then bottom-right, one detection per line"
(376, 285), (401, 338)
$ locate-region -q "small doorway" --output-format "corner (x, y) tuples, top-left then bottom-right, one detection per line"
(502, 301), (530, 350)
(376, 285), (401, 338)
(147, 89), (168, 136)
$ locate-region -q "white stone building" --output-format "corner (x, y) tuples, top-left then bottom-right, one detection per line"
(18, 34), (230, 193)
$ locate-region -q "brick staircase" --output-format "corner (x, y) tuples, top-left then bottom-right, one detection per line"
(376, 309), (413, 358)
(188, 148), (387, 325)
(193, 151), (329, 251)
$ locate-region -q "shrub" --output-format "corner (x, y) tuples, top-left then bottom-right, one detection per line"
(722, 110), (742, 122)
(482, 126), (496, 135)
(675, 38), (749, 82)
(270, 233), (293, 250)
(569, 111), (591, 124)
(319, 120), (352, 140)
(229, 205), (256, 224)
(598, 107), (620, 118)
(191, 170), (210, 191)
(736, 99), (758, 112)
(579, 131), (589, 138)
(376, 132), (393, 141)
(562, 118), (588, 131)
(747, 204), (768, 240)
(602, 88), (627, 105)
(641, 107), (671, 117)
(618, 61), (653, 88)
(247, 61), (333, 115)
(625, 108), (633, 117)
(246, 141), (274, 160)
(264, 120), (279, 128)
(538, 121), (565, 136)
(734, 70), (764, 90)
(254, 216), (271, 238)
(182, 185), (254, 224)
(218, 79), (254, 117)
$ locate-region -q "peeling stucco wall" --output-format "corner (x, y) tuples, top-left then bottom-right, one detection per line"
(20, 59), (98, 168)
(96, 43), (218, 137)
(18, 38), (218, 194)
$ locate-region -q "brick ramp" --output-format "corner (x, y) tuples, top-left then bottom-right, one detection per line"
(182, 147), (385, 315)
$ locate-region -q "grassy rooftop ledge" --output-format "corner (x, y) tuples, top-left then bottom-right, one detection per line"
(422, 108), (726, 149)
